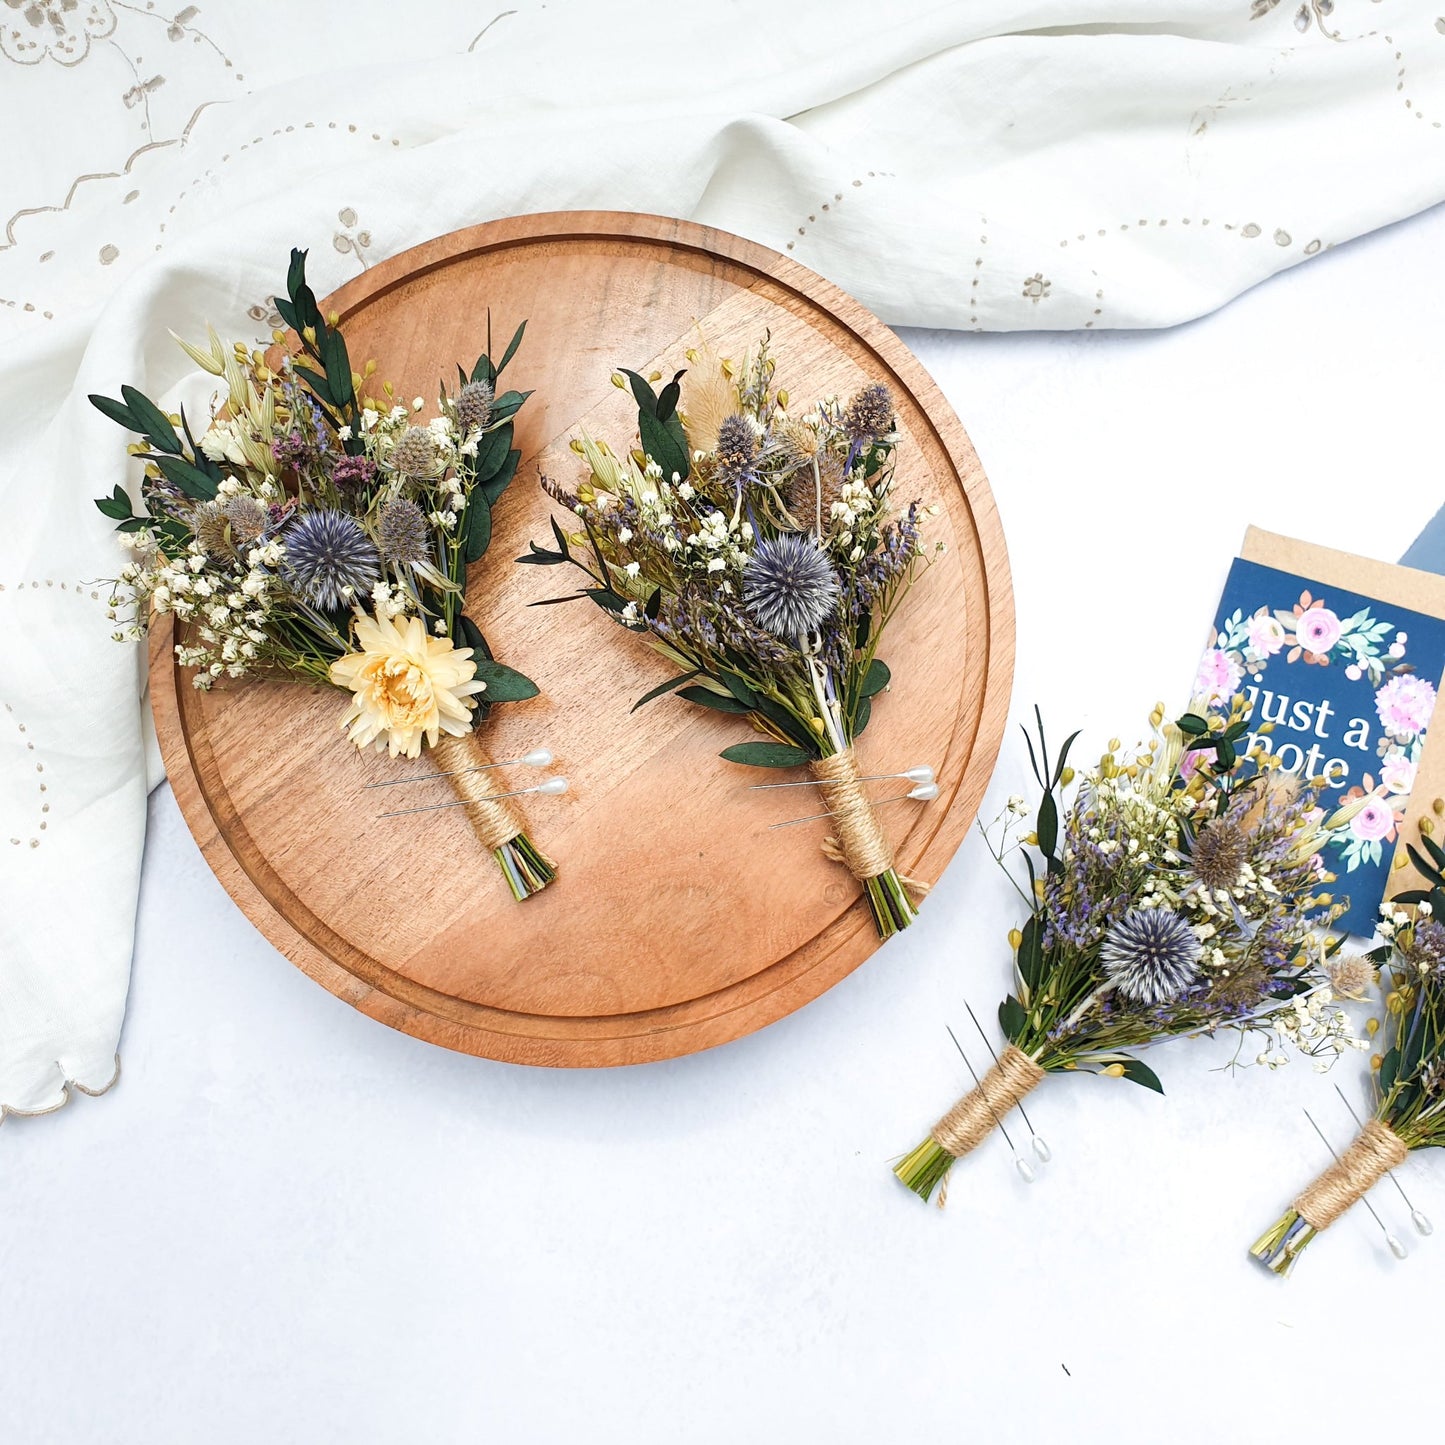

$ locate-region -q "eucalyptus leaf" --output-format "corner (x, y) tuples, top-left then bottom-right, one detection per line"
(120, 386), (183, 454)
(462, 491), (492, 564)
(1036, 792), (1059, 858)
(860, 659), (891, 698)
(473, 660), (539, 703)
(630, 669), (702, 713)
(618, 367), (659, 416)
(496, 320), (526, 377)
(677, 686), (751, 714)
(479, 450), (520, 507)
(88, 393), (137, 432)
(1117, 1057), (1165, 1094)
(999, 996), (1027, 1043)
(638, 409), (690, 486)
(719, 742), (812, 769)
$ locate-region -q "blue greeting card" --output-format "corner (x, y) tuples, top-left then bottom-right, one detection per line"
(1197, 554), (1445, 937)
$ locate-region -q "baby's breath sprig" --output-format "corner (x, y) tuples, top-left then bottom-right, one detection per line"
(525, 336), (940, 937)
(894, 700), (1363, 1203)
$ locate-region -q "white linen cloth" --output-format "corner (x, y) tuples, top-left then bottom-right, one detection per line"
(2, 0), (1442, 1117)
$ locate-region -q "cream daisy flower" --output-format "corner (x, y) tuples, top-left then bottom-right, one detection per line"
(329, 609), (486, 759)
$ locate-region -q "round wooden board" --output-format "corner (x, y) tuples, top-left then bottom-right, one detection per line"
(151, 212), (1014, 1067)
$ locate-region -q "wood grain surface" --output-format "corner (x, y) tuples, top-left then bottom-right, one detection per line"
(150, 211), (1015, 1066)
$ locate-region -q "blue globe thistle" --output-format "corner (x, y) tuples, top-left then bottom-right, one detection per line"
(742, 532), (840, 638)
(283, 509), (381, 611)
(1100, 908), (1203, 1006)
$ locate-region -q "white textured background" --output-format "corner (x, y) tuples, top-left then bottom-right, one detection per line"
(5, 193), (1444, 1441)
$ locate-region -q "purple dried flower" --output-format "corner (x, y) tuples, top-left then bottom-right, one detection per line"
(331, 454), (378, 493)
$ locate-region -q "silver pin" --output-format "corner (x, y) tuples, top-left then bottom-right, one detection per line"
(963, 999), (1050, 1163)
(946, 1024), (1034, 1182)
(1303, 1107), (1406, 1259)
(378, 776), (569, 819)
(748, 765), (935, 790)
(1334, 1083), (1431, 1236)
(769, 782), (939, 830)
(363, 747), (555, 790)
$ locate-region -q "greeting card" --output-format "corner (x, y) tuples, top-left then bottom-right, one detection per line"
(1195, 530), (1445, 936)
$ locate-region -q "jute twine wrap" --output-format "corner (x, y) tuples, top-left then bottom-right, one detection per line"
(931, 1045), (1045, 1158)
(1294, 1117), (1408, 1231)
(432, 733), (524, 852)
(812, 749), (893, 881)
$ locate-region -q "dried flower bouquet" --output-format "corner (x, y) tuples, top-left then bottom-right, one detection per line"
(525, 337), (938, 937)
(93, 249), (555, 899)
(895, 702), (1368, 1202)
(1252, 824), (1445, 1276)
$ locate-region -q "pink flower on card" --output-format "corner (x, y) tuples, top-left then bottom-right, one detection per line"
(1193, 648), (1242, 706)
(1294, 606), (1342, 656)
(1375, 674), (1437, 742)
(1379, 752), (1418, 796)
(1350, 796), (1396, 843)
(1246, 610), (1286, 657)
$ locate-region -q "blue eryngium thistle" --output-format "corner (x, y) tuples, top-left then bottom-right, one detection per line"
(284, 509), (381, 610)
(1100, 907), (1203, 1005)
(742, 532), (841, 638)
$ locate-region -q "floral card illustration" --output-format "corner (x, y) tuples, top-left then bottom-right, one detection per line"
(1193, 556), (1445, 937)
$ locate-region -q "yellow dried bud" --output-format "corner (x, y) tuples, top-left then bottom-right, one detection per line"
(1108, 737), (1121, 751)
(1434, 797), (1445, 817)
(1316, 892), (1333, 905)
(272, 328), (287, 345)
(648, 370), (662, 383)
(1258, 722), (1275, 735)
(1394, 852), (1410, 870)
(1422, 818), (1435, 838)
(1366, 1017), (1380, 1036)
(364, 359), (377, 376)
(1371, 1053), (1383, 1072)
(302, 325), (316, 346)
(327, 310), (339, 327)
(1024, 832), (1038, 847)
(611, 373), (627, 389)
(1007, 928), (1023, 951)
(1032, 878), (1046, 900)
(1149, 706), (1165, 728)
(1060, 767), (1075, 785)
(809, 715), (825, 733)
(777, 389), (789, 410)
(1102, 1063), (1125, 1078)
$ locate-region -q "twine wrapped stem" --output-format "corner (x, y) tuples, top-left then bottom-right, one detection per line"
(932, 1045), (1045, 1159)
(1294, 1118), (1408, 1232)
(811, 747), (893, 881)
(432, 733), (525, 851)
